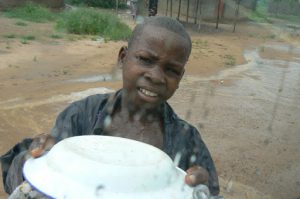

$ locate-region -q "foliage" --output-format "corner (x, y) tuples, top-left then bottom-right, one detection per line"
(224, 55), (236, 67)
(248, 0), (270, 23)
(4, 34), (16, 38)
(15, 21), (28, 26)
(56, 8), (131, 41)
(50, 34), (63, 39)
(250, 0), (300, 23)
(4, 2), (56, 22)
(21, 35), (36, 40)
(66, 0), (128, 9)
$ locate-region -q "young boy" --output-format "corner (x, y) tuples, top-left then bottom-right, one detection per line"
(1, 16), (220, 197)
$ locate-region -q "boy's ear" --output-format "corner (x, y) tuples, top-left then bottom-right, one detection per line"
(118, 46), (128, 67)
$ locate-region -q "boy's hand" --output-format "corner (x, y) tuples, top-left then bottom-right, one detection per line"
(28, 133), (56, 158)
(185, 165), (209, 186)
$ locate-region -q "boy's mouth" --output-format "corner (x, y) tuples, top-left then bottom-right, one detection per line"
(139, 88), (158, 97)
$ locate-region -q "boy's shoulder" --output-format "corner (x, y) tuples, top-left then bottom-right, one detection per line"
(164, 103), (199, 135)
(70, 91), (115, 109)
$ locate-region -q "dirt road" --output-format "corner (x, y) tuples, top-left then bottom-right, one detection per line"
(0, 13), (299, 199)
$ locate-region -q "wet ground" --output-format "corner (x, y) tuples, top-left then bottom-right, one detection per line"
(172, 44), (300, 199)
(0, 13), (300, 199)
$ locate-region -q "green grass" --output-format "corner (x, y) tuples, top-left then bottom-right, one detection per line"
(15, 21), (28, 26)
(5, 2), (56, 23)
(50, 34), (63, 39)
(192, 39), (208, 49)
(4, 34), (16, 38)
(4, 4), (131, 41)
(271, 14), (300, 24)
(56, 8), (131, 41)
(248, 0), (271, 23)
(224, 55), (236, 67)
(65, 0), (128, 9)
(20, 35), (35, 44)
(20, 39), (29, 44)
(263, 33), (276, 39)
(21, 35), (35, 40)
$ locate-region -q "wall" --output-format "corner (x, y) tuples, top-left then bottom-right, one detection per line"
(0, 0), (64, 10)
(158, 0), (256, 22)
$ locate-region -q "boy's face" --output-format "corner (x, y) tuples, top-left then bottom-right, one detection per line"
(119, 25), (190, 110)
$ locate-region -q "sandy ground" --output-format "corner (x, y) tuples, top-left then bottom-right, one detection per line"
(0, 10), (300, 199)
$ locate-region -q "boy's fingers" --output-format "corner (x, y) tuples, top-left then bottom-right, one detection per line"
(30, 147), (45, 158)
(29, 134), (56, 158)
(185, 166), (209, 186)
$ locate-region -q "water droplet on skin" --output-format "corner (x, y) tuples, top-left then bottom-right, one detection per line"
(104, 116), (112, 128)
(174, 152), (182, 167)
(190, 155), (196, 163)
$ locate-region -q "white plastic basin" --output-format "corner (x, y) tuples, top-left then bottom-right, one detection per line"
(23, 135), (195, 199)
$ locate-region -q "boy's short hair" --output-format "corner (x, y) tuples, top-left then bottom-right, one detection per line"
(128, 16), (192, 56)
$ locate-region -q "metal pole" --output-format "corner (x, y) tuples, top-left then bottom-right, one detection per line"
(216, 0), (221, 29)
(170, 0), (173, 17)
(233, 0), (241, 32)
(194, 0), (199, 24)
(186, 0), (190, 22)
(177, 0), (182, 20)
(166, 0), (169, 16)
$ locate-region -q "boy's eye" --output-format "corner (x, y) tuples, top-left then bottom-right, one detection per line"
(166, 67), (181, 76)
(137, 56), (153, 65)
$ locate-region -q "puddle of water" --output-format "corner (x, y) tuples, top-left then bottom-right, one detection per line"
(0, 87), (115, 110)
(70, 74), (113, 83)
(182, 43), (300, 108)
(218, 49), (300, 107)
(263, 44), (300, 54)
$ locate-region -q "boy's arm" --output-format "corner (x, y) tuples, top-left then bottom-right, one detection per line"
(0, 100), (84, 194)
(189, 127), (220, 196)
(1, 139), (32, 194)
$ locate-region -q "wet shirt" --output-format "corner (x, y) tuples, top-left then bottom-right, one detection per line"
(1, 90), (220, 195)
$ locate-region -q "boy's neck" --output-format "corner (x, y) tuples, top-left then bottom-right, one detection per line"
(120, 96), (163, 124)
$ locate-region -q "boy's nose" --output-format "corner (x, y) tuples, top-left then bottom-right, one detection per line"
(144, 66), (166, 84)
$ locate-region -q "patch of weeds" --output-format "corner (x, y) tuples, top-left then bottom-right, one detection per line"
(4, 34), (16, 38)
(224, 55), (236, 67)
(6, 43), (11, 49)
(15, 21), (27, 26)
(249, 11), (269, 23)
(56, 8), (131, 41)
(192, 39), (208, 49)
(21, 35), (35, 40)
(20, 39), (29, 44)
(33, 56), (37, 62)
(62, 70), (68, 75)
(91, 36), (98, 41)
(248, 33), (256, 38)
(50, 34), (63, 39)
(263, 34), (276, 40)
(66, 34), (82, 41)
(5, 2), (56, 22)
(248, 0), (271, 23)
(259, 46), (265, 53)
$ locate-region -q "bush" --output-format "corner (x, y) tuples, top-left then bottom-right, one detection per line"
(4, 2), (56, 22)
(66, 0), (127, 9)
(57, 8), (131, 41)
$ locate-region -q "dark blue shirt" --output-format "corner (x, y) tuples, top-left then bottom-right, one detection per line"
(1, 90), (220, 195)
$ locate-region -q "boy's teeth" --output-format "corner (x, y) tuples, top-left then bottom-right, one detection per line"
(140, 88), (158, 97)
